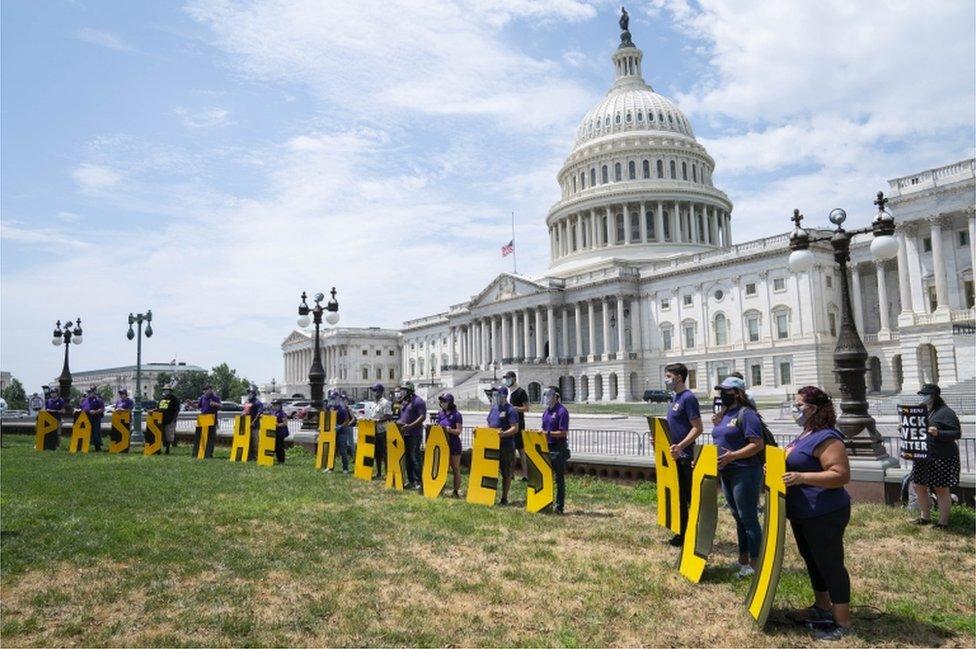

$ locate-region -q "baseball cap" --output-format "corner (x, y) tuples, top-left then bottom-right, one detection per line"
(715, 376), (747, 392)
(917, 383), (941, 396)
(491, 385), (509, 397)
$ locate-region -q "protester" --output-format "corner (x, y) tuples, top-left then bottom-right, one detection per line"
(368, 383), (391, 479)
(487, 385), (519, 505)
(503, 371), (530, 481)
(329, 389), (355, 473)
(272, 399), (289, 464)
(435, 393), (464, 497)
(44, 387), (65, 415)
(157, 386), (181, 454)
(198, 385), (222, 429)
(28, 391), (44, 417)
(80, 386), (106, 452)
(541, 385), (570, 514)
(783, 386), (853, 640)
(115, 388), (134, 412)
(397, 382), (426, 489)
(663, 362), (703, 546)
(710, 371), (756, 425)
(711, 376), (764, 577)
(911, 384), (961, 528)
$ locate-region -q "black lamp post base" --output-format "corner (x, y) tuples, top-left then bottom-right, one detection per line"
(301, 409), (320, 430)
(837, 417), (889, 459)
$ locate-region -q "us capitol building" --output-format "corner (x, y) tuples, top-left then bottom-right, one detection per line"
(281, 22), (975, 404)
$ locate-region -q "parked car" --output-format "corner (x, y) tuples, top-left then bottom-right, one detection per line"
(283, 401), (310, 418)
(351, 402), (367, 418)
(643, 389), (670, 403)
(220, 401), (244, 412)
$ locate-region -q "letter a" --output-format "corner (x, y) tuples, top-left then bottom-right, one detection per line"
(653, 417), (681, 533)
(745, 446), (787, 627)
(68, 411), (92, 454)
(467, 427), (500, 507)
(523, 430), (554, 513)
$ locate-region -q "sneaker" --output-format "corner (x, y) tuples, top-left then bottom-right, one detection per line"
(736, 564), (756, 578)
(810, 622), (855, 641)
(787, 605), (834, 626)
(667, 534), (684, 547)
(910, 517), (931, 525)
(554, 507), (564, 515)
(499, 498), (509, 506)
(934, 522), (949, 529)
(322, 468), (333, 473)
(452, 490), (460, 498)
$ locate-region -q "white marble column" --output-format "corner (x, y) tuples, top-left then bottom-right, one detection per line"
(639, 201), (648, 243)
(724, 212), (732, 247)
(929, 217), (950, 310)
(601, 298), (611, 357)
(490, 316), (499, 364)
(523, 309), (531, 360)
(624, 203), (632, 244)
(590, 209), (598, 249)
(574, 303), (583, 359)
(605, 206), (612, 246)
(575, 214), (583, 251)
(547, 306), (556, 363)
(534, 307), (544, 360)
(561, 307), (569, 359)
(690, 208), (700, 243)
(876, 264), (891, 334)
(655, 202), (664, 243)
(501, 315), (510, 361)
(969, 213), (976, 290)
(448, 327), (456, 366)
(632, 296), (643, 353)
(587, 300), (596, 359)
(850, 265), (865, 334)
(616, 296), (626, 354)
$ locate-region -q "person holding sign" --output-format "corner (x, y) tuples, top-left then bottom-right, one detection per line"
(711, 376), (764, 578)
(436, 393), (463, 498)
(502, 371), (530, 482)
(910, 384), (961, 528)
(272, 399), (289, 464)
(158, 387), (181, 454)
(326, 390), (354, 473)
(487, 385), (519, 506)
(368, 384), (392, 479)
(80, 386), (106, 452)
(115, 388), (134, 412)
(198, 385), (222, 432)
(782, 386), (853, 640)
(541, 386), (570, 515)
(664, 363), (703, 546)
(397, 382), (426, 489)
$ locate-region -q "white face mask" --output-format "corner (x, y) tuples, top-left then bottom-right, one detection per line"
(664, 377), (676, 390)
(791, 403), (810, 427)
(504, 377), (514, 387)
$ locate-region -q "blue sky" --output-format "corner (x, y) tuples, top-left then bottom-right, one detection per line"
(2, 0), (974, 393)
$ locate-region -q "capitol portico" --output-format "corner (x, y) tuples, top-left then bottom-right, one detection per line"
(282, 22), (976, 406)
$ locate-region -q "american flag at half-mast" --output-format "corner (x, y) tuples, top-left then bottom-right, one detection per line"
(501, 239), (514, 257)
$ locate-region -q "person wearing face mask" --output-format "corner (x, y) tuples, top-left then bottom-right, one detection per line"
(909, 384), (960, 528)
(158, 386), (182, 455)
(80, 386), (106, 452)
(487, 385), (519, 505)
(396, 382), (427, 489)
(243, 386), (264, 459)
(326, 389), (354, 473)
(502, 371), (530, 482)
(709, 371), (756, 426)
(541, 386), (570, 514)
(368, 384), (391, 480)
(711, 376), (765, 577)
(782, 386), (853, 640)
(436, 393), (464, 497)
(272, 399), (289, 464)
(663, 363), (702, 547)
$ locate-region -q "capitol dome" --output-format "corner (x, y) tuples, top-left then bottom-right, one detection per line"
(546, 23), (733, 277)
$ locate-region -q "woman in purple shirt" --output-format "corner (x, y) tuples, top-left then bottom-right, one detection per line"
(783, 386), (852, 640)
(711, 376), (764, 578)
(436, 393), (463, 498)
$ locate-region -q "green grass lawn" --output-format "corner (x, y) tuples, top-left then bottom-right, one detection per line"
(1, 435), (973, 647)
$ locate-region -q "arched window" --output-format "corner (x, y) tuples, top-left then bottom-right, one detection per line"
(682, 161), (688, 180)
(409, 359), (416, 376)
(615, 214), (625, 243)
(580, 171), (586, 190)
(614, 113), (621, 124)
(643, 159), (650, 178)
(602, 165), (609, 184)
(637, 111), (643, 122)
(669, 160), (676, 179)
(656, 160), (664, 178)
(626, 111), (632, 123)
(658, 111), (664, 122)
(590, 168), (596, 186)
(692, 165), (698, 183)
(614, 162), (621, 181)
(604, 115), (611, 127)
(628, 160), (636, 180)
(572, 176), (576, 193)
(663, 211), (671, 241)
(668, 113), (674, 125)
(714, 313), (728, 346)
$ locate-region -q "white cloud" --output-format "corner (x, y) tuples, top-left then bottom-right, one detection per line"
(70, 163), (122, 192)
(174, 106), (231, 128)
(74, 27), (132, 52)
(56, 211), (82, 223)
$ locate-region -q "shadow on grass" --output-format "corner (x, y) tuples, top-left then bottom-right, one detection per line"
(566, 509), (615, 518)
(765, 607), (961, 646)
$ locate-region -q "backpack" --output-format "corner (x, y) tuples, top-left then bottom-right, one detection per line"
(735, 406), (777, 448)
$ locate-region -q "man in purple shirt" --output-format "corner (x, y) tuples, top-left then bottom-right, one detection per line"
(397, 381), (426, 489)
(541, 386), (570, 514)
(115, 389), (134, 412)
(198, 385), (222, 433)
(663, 362), (702, 547)
(81, 386), (106, 452)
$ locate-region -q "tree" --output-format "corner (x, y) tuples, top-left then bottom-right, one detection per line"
(97, 385), (114, 402)
(210, 363), (249, 402)
(175, 371), (210, 402)
(1, 378), (27, 410)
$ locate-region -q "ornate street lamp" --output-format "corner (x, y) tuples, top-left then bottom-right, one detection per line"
(52, 318), (83, 415)
(787, 192), (899, 458)
(297, 288), (340, 428)
(126, 310), (153, 437)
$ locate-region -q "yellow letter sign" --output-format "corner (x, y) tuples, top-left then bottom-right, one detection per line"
(68, 411), (92, 454)
(679, 444), (719, 583)
(467, 427), (500, 507)
(144, 410), (164, 456)
(315, 410), (336, 471)
(35, 410), (60, 451)
(229, 415), (251, 462)
(745, 446), (787, 627)
(422, 425), (450, 499)
(354, 419), (377, 481)
(256, 414), (277, 467)
(192, 414), (216, 459)
(653, 417), (681, 533)
(522, 430), (554, 513)
(109, 410), (131, 453)
(385, 422), (407, 490)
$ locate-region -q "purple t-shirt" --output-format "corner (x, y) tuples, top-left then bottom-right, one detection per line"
(785, 428), (851, 519)
(115, 397), (134, 410)
(541, 403), (569, 444)
(198, 394), (222, 414)
(81, 396), (105, 419)
(397, 394), (426, 436)
(711, 406), (763, 470)
(45, 397), (65, 411)
(487, 403), (516, 448)
(666, 390), (701, 459)
(436, 409), (463, 432)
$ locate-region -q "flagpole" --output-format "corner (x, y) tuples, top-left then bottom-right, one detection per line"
(511, 210), (517, 275)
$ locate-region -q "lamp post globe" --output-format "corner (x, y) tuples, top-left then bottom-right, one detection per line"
(297, 287), (340, 429)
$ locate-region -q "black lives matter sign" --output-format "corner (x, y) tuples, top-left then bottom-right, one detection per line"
(898, 404), (929, 461)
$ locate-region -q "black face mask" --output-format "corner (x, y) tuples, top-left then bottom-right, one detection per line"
(720, 391), (736, 407)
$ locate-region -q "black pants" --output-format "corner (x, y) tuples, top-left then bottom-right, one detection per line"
(375, 432), (387, 476)
(676, 456), (693, 536)
(549, 439), (570, 510)
(789, 505), (851, 605)
(405, 434), (422, 484)
(274, 430), (287, 463)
